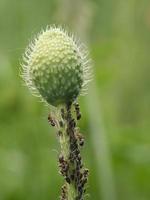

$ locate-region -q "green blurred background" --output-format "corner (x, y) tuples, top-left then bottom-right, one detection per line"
(0, 0), (150, 199)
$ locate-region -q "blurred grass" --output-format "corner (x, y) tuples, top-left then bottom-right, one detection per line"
(0, 0), (150, 200)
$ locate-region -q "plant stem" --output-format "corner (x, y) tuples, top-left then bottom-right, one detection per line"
(48, 102), (88, 200)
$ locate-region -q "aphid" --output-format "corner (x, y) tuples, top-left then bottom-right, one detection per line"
(77, 113), (81, 120)
(83, 169), (89, 177)
(80, 164), (83, 169)
(70, 142), (78, 152)
(61, 184), (68, 200)
(48, 113), (56, 126)
(58, 154), (69, 176)
(79, 137), (84, 146)
(65, 177), (71, 184)
(79, 173), (83, 182)
(81, 178), (88, 187)
(76, 132), (84, 147)
(58, 130), (63, 137)
(75, 149), (80, 158)
(74, 102), (81, 120)
(69, 118), (76, 128)
(59, 154), (64, 163)
(77, 185), (82, 193)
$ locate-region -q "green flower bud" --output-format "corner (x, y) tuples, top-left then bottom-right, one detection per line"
(22, 26), (91, 106)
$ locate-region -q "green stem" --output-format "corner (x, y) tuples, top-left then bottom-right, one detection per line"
(49, 102), (88, 200)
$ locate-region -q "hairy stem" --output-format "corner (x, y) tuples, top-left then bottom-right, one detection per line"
(48, 102), (88, 200)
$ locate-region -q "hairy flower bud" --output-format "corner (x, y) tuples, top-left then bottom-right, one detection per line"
(22, 26), (91, 106)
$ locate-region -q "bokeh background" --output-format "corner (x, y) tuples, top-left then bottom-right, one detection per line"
(0, 0), (150, 199)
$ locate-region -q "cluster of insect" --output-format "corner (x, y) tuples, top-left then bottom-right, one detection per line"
(48, 102), (89, 200)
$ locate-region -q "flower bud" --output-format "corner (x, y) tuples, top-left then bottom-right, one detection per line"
(22, 26), (91, 106)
